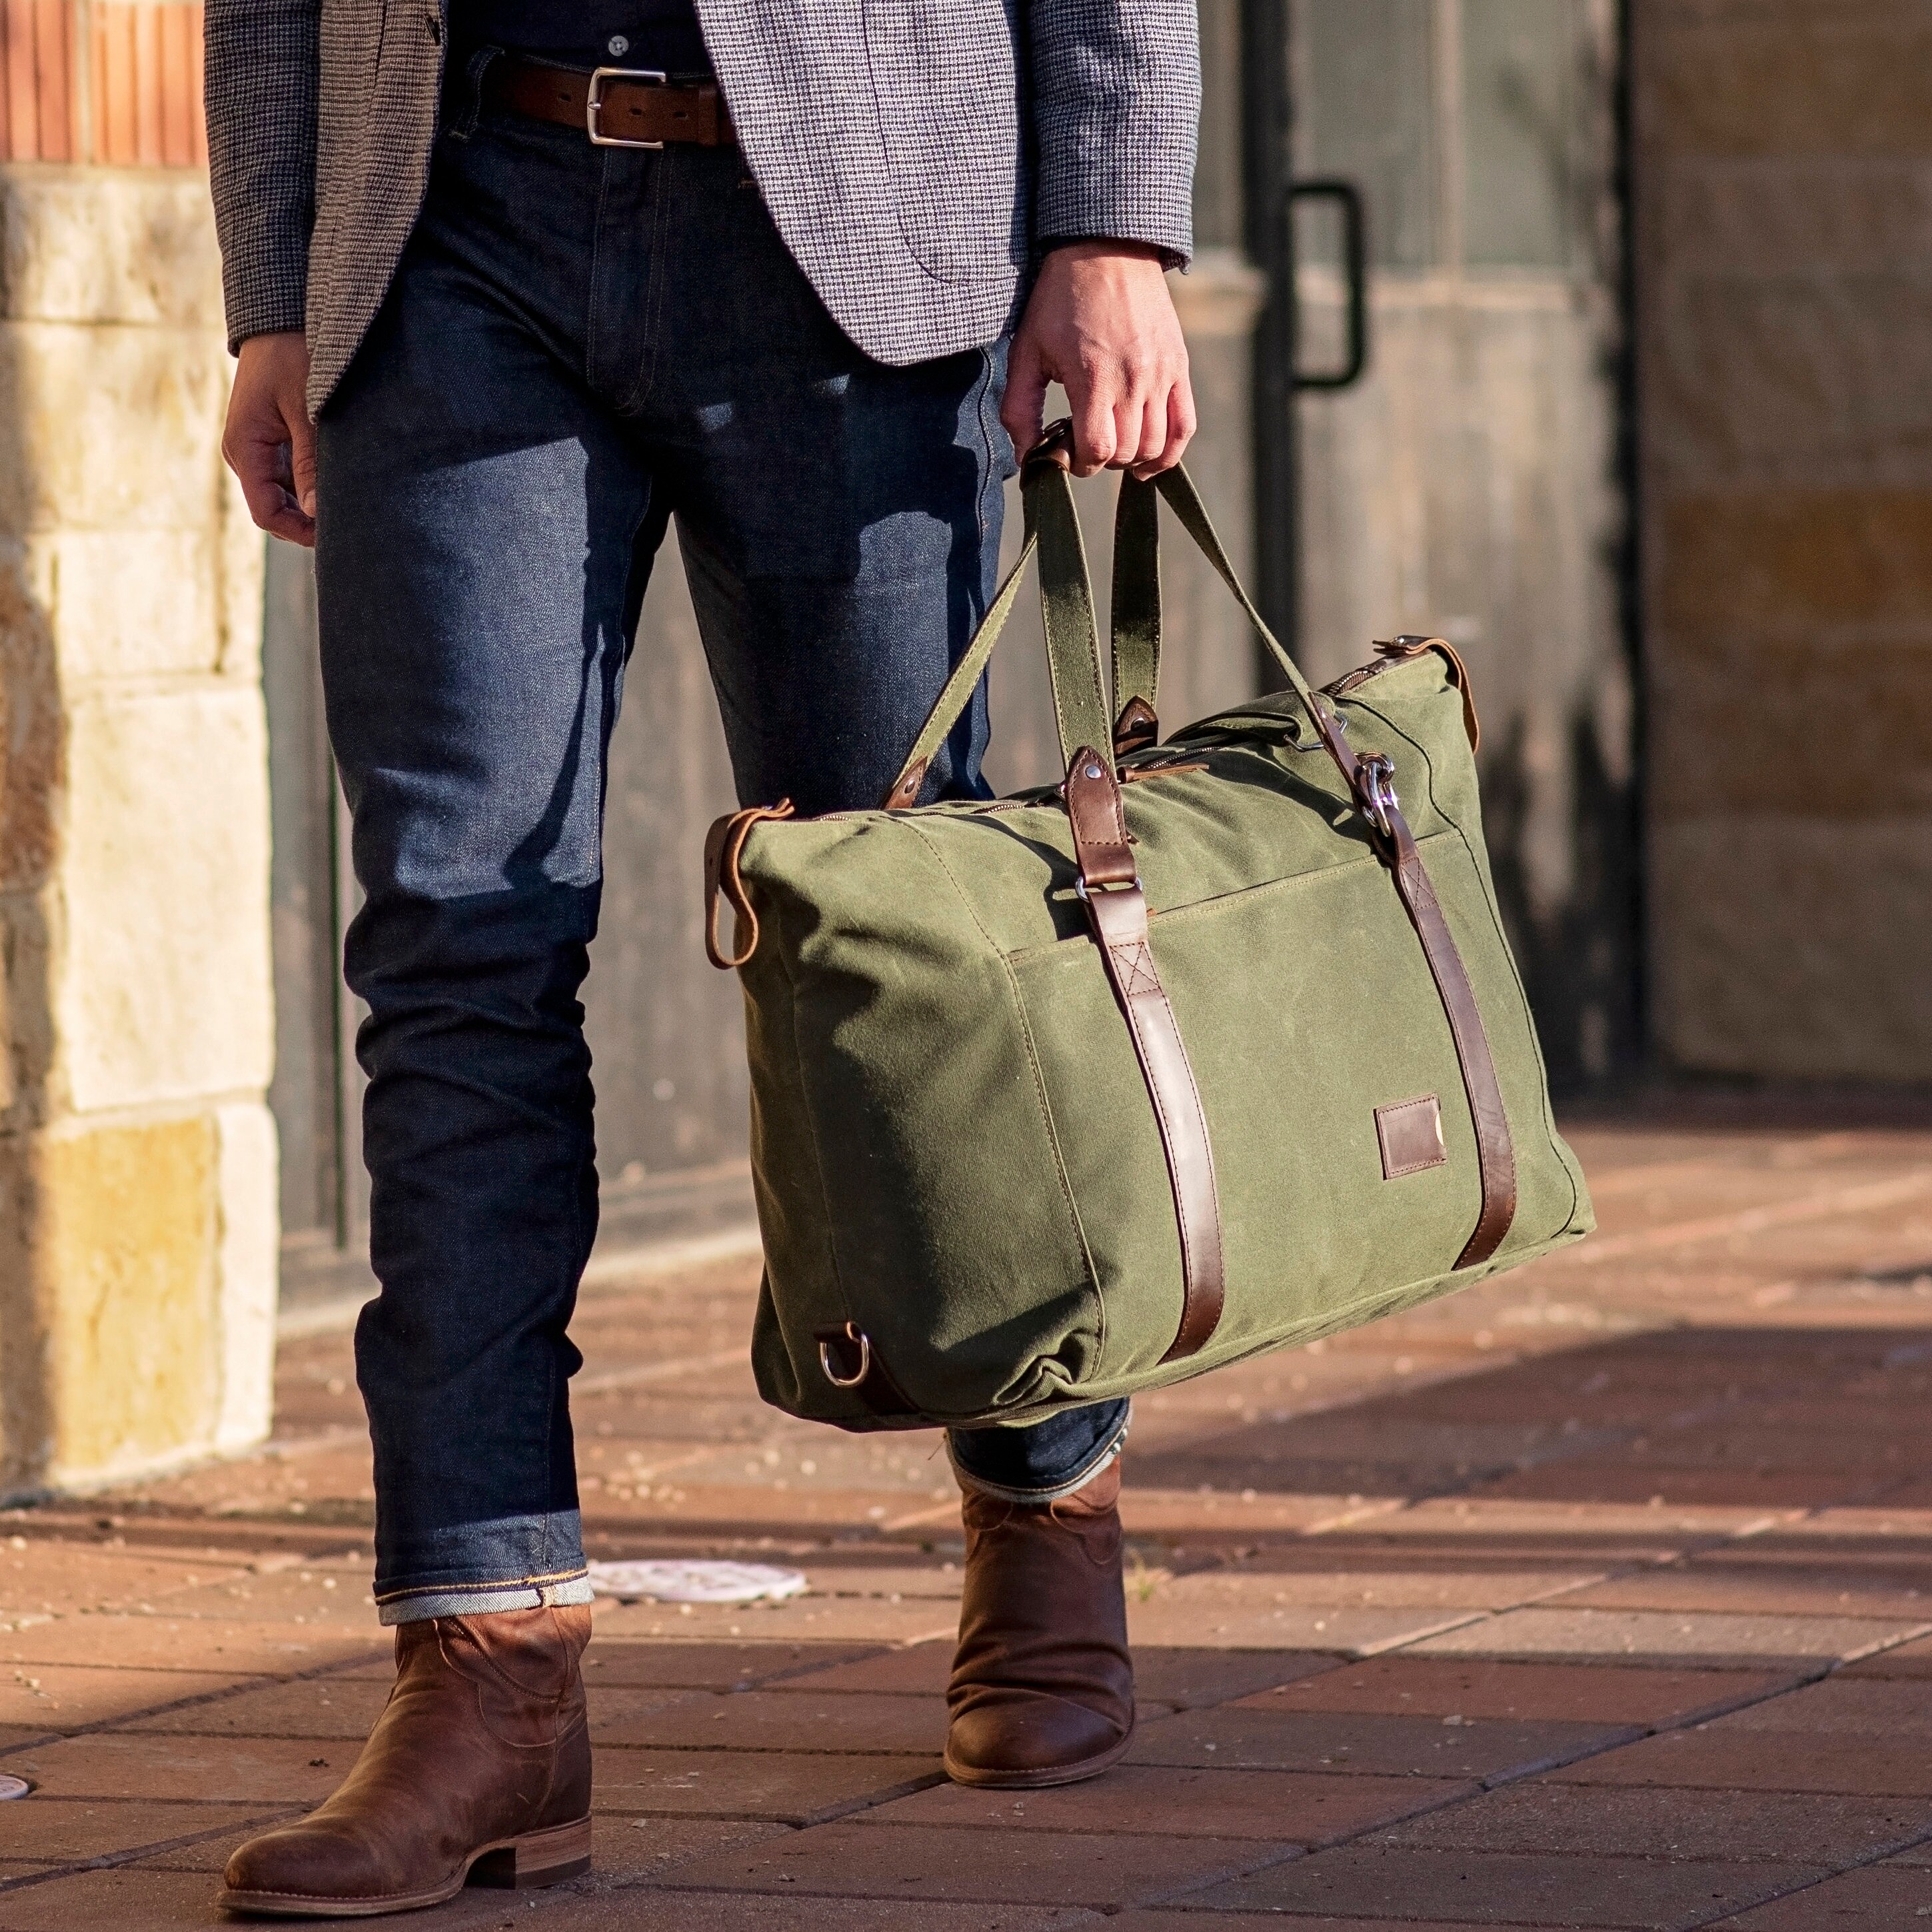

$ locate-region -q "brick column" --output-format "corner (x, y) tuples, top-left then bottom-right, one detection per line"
(1633, 0), (1932, 1080)
(0, 166), (275, 1490)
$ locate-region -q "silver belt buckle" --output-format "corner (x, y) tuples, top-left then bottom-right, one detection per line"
(586, 65), (669, 148)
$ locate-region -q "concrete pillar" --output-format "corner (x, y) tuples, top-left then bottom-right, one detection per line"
(0, 168), (276, 1491)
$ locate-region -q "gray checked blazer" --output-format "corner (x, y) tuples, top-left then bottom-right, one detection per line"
(205, 0), (1200, 417)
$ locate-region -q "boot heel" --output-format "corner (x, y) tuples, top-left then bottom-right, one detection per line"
(468, 1816), (593, 1889)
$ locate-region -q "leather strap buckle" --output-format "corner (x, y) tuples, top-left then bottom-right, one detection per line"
(586, 65), (668, 147)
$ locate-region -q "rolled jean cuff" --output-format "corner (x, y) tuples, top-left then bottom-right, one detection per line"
(947, 1398), (1131, 1505)
(376, 1571), (594, 1626)
(374, 1508), (590, 1625)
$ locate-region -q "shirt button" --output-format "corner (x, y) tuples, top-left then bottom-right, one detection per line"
(607, 33), (629, 55)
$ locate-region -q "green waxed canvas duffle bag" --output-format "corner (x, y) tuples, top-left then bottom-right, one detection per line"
(702, 425), (1593, 1431)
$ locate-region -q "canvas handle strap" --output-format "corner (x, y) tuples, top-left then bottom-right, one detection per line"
(881, 532), (1040, 808)
(881, 425), (1119, 808)
(1110, 476), (1162, 754)
(884, 437), (1352, 809)
(1138, 463), (1351, 770)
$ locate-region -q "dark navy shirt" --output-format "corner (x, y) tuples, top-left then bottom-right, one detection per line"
(458, 1), (709, 76)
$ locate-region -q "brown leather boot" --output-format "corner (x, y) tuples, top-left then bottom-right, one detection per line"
(945, 1457), (1134, 1787)
(218, 1603), (592, 1917)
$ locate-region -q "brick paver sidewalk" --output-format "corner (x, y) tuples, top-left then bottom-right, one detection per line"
(0, 1096), (1930, 1928)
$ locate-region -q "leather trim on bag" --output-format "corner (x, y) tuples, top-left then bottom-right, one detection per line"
(1379, 635), (1481, 754)
(1260, 668), (1515, 1267)
(702, 802), (795, 970)
(1118, 756), (1206, 784)
(1024, 420), (1076, 475)
(1113, 696), (1160, 757)
(1064, 750), (1137, 886)
(1064, 748), (1227, 1361)
(884, 756), (928, 810)
(1327, 636), (1481, 754)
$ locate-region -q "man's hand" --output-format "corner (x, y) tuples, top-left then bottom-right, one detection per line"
(224, 331), (317, 547)
(1002, 241), (1196, 479)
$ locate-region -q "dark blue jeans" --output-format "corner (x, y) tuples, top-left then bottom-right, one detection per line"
(314, 64), (1129, 1623)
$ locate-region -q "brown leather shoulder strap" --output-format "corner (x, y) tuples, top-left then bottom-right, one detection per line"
(1372, 779), (1517, 1265)
(1065, 750), (1226, 1360)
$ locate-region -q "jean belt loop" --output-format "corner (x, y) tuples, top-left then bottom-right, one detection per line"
(446, 44), (500, 142)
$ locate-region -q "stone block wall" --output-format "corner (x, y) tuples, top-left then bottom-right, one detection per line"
(1633, 0), (1932, 1080)
(0, 167), (275, 1491)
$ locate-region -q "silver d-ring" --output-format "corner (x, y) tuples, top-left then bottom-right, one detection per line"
(819, 1330), (872, 1389)
(1358, 753), (1400, 838)
(1073, 874), (1143, 903)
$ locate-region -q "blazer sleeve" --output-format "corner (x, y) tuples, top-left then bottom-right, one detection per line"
(205, 0), (321, 351)
(1027, 0), (1200, 263)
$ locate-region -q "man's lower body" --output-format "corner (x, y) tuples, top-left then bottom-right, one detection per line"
(221, 67), (1130, 1917)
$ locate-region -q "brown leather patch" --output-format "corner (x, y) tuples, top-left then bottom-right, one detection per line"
(1113, 694), (1160, 756)
(1063, 746), (1137, 888)
(1376, 1095), (1446, 1180)
(883, 756), (928, 810)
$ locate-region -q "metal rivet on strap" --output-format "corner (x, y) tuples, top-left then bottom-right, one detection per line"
(1084, 764), (1102, 779)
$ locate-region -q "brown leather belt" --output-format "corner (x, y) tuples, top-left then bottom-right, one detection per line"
(483, 57), (736, 149)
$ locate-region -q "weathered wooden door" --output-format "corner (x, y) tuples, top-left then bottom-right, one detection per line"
(1286, 0), (1636, 1085)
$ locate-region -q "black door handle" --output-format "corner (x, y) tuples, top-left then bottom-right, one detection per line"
(1290, 179), (1369, 391)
